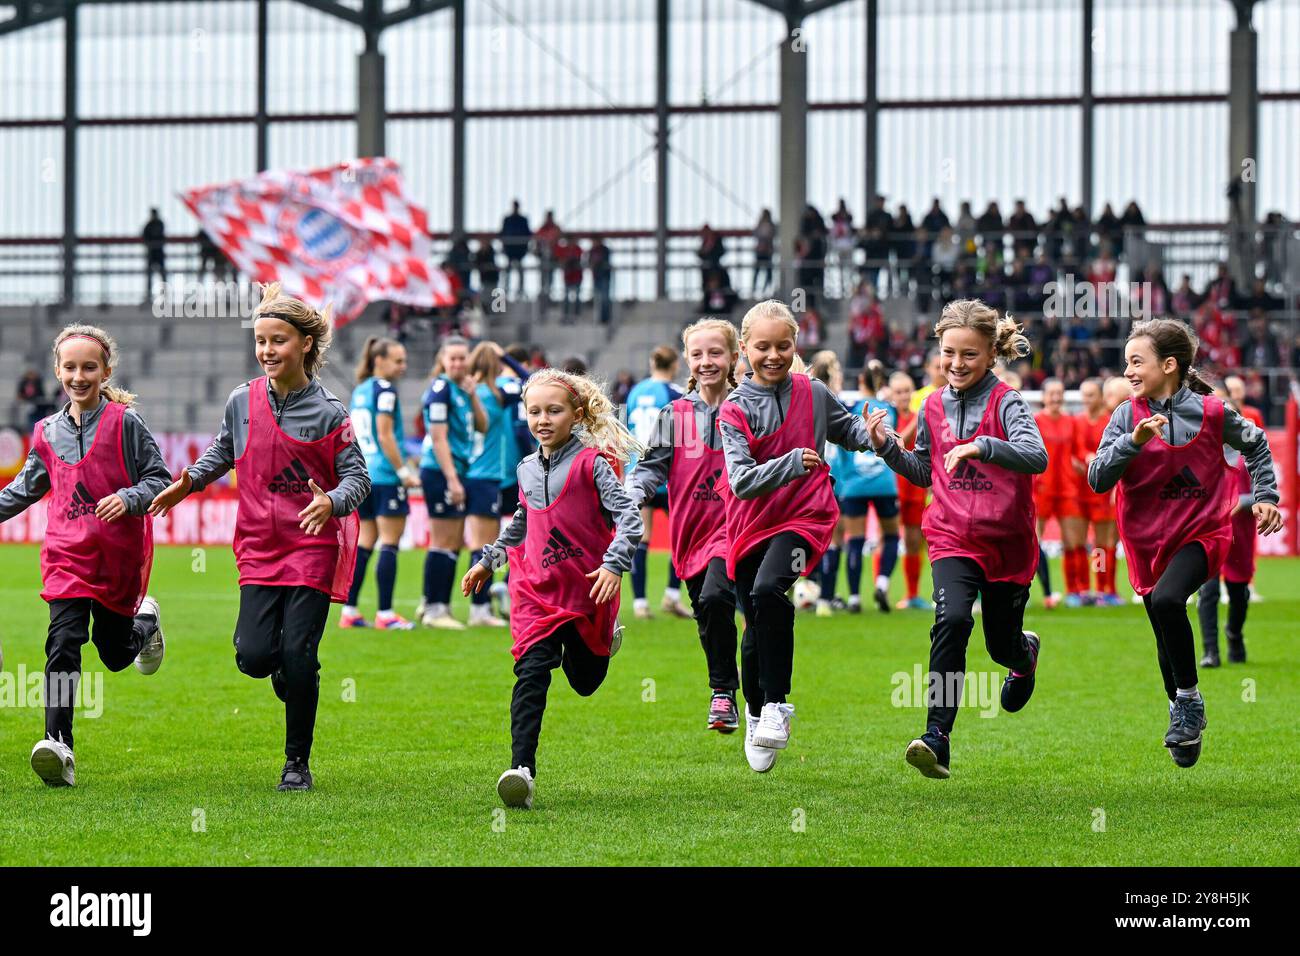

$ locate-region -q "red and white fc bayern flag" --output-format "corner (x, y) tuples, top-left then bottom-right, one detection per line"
(180, 157), (454, 324)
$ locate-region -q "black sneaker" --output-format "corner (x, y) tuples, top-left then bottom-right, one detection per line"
(905, 729), (950, 779)
(1164, 695), (1208, 751)
(829, 596), (849, 612)
(1226, 635), (1246, 664)
(271, 669), (287, 703)
(874, 586), (891, 614)
(707, 690), (740, 734)
(1000, 631), (1040, 714)
(1200, 646), (1221, 668)
(278, 758), (313, 791)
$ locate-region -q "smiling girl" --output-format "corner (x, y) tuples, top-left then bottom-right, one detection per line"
(1088, 319), (1281, 768)
(0, 325), (170, 788)
(462, 369), (642, 809)
(869, 299), (1047, 780)
(626, 319), (741, 733)
(718, 299), (874, 773)
(150, 284), (370, 791)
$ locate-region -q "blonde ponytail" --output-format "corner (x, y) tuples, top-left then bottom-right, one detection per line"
(52, 324), (137, 407)
(524, 368), (647, 466)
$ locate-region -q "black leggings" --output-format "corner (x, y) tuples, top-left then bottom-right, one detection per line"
(684, 557), (739, 691)
(734, 531), (811, 717)
(509, 621), (609, 775)
(1141, 543), (1210, 700)
(1196, 576), (1249, 652)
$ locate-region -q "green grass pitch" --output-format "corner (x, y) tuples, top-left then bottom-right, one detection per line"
(0, 543), (1296, 866)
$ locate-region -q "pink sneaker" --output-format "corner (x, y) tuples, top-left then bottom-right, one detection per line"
(375, 612), (415, 631)
(340, 610), (369, 628)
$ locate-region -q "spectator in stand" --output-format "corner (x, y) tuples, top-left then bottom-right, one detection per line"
(474, 239), (500, 300)
(954, 200), (978, 263)
(830, 199), (857, 296)
(698, 223), (725, 289)
(701, 270), (739, 315)
(920, 197), (951, 259)
(1170, 273), (1200, 318)
(612, 370), (635, 407)
(1194, 300), (1239, 369)
(555, 234), (583, 321)
(499, 200), (532, 300)
(197, 228), (230, 283)
(752, 209), (775, 297)
(446, 235), (473, 291)
(975, 201), (1005, 257)
(930, 225), (960, 297)
(1261, 211), (1291, 284)
(797, 301), (824, 355)
(16, 369), (52, 429)
(586, 236), (612, 326)
(1241, 276), (1283, 314)
(860, 194), (893, 291)
(1069, 205), (1091, 265)
(1120, 200), (1146, 255)
(1131, 262), (1169, 319)
(892, 204), (917, 291)
(1204, 262), (1238, 310)
(1008, 199), (1038, 258)
(1006, 253), (1032, 313)
(848, 282), (885, 368)
(1224, 375), (1265, 429)
(142, 207), (166, 302)
(800, 203), (829, 300)
(1046, 197), (1071, 264)
(1241, 309), (1280, 418)
(1026, 248), (1055, 309)
(1094, 202), (1122, 256)
(560, 356), (588, 376)
(1085, 241), (1118, 318)
(533, 211), (562, 304)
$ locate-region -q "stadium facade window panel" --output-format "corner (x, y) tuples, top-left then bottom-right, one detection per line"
(804, 0), (867, 104)
(669, 0), (784, 107)
(877, 0), (1082, 100)
(386, 119), (453, 234)
(1093, 103), (1228, 224)
(0, 19), (63, 120)
(383, 9), (454, 113)
(267, 122), (359, 173)
(877, 107), (1081, 224)
(464, 115), (656, 234)
(463, 0), (658, 111)
(667, 111), (778, 232)
(808, 109), (867, 224)
(1257, 0), (1300, 93)
(75, 124), (257, 236)
(1258, 102), (1300, 220)
(77, 1), (257, 118)
(267, 0), (361, 115)
(0, 128), (64, 237)
(1093, 0), (1231, 96)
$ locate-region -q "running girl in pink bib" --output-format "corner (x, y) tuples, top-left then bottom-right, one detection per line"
(718, 300), (873, 773)
(1089, 319), (1282, 769)
(150, 284), (370, 791)
(463, 369), (643, 810)
(869, 299), (1047, 780)
(626, 319), (741, 734)
(0, 325), (170, 788)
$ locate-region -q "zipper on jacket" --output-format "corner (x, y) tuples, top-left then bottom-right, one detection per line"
(541, 452), (552, 505)
(775, 382), (786, 424)
(957, 388), (967, 439)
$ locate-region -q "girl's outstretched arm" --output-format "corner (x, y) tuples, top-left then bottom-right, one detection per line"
(874, 410), (932, 488)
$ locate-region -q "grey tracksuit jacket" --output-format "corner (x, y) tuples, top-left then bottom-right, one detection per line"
(1087, 386), (1278, 504)
(0, 398), (171, 520)
(625, 388), (725, 507)
(874, 370), (1048, 485)
(718, 372), (874, 500)
(478, 434), (643, 574)
(186, 377), (370, 516)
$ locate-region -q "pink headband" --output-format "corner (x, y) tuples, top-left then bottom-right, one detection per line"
(58, 334), (109, 357)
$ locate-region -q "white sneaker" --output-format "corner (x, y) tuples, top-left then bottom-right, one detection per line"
(133, 596), (165, 675)
(422, 611), (466, 630)
(497, 766), (535, 809)
(31, 738), (75, 787)
(415, 599), (428, 620)
(489, 581), (511, 617)
(753, 701), (794, 750)
(468, 605), (508, 628)
(815, 599), (833, 618)
(744, 712), (778, 773)
(609, 621), (624, 657)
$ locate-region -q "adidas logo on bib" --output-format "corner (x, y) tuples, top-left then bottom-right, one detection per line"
(692, 469), (723, 502)
(1159, 466), (1206, 500)
(66, 481), (96, 520)
(948, 460), (993, 491)
(541, 527), (584, 568)
(268, 459), (313, 495)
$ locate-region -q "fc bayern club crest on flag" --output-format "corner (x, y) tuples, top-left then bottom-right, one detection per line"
(180, 158), (453, 324)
